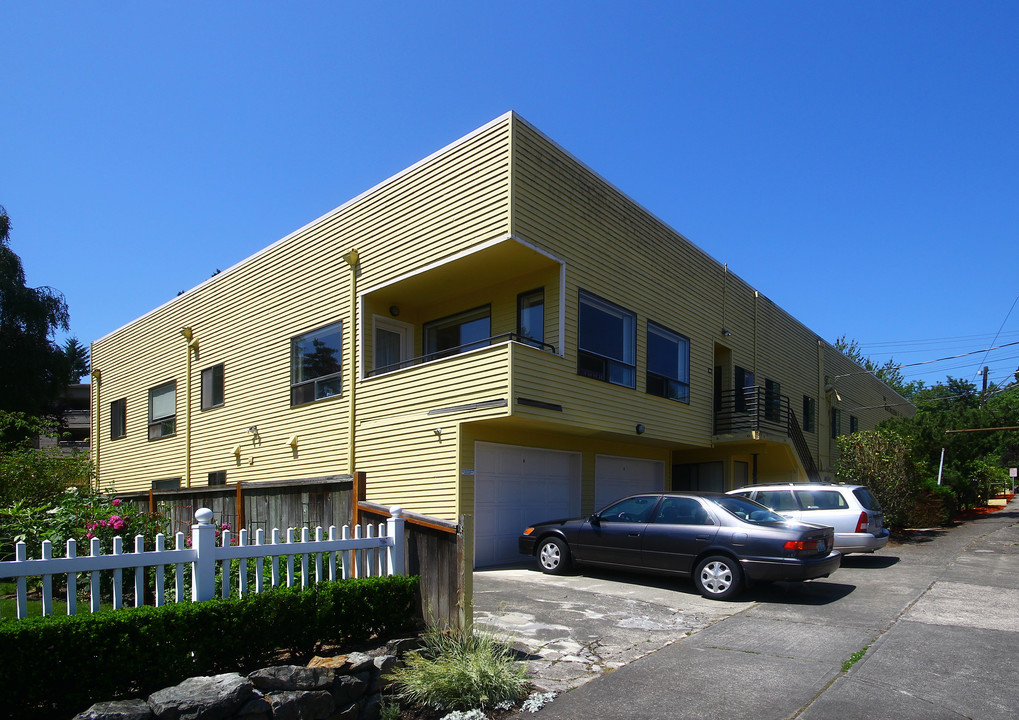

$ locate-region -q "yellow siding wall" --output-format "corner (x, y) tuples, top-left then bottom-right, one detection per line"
(91, 117), (513, 493)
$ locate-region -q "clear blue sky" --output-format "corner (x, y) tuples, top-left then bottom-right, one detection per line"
(3, 1), (1017, 390)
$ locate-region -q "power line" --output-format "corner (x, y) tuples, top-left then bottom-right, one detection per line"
(833, 339), (1019, 380)
(969, 291), (1019, 385)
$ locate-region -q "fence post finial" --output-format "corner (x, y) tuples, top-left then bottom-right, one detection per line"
(192, 508), (217, 601)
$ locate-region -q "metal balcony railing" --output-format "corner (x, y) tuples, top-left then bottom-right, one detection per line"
(367, 333), (556, 377)
(714, 387), (821, 481)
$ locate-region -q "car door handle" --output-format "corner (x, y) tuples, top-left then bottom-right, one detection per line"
(696, 534), (711, 541)
(628, 532), (641, 537)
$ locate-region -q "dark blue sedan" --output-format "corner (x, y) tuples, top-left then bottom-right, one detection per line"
(519, 492), (841, 599)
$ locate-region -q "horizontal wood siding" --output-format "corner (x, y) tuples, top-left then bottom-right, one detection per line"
(92, 117), (512, 494)
(356, 344), (513, 519)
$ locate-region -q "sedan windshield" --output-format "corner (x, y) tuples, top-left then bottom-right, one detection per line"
(709, 496), (787, 524)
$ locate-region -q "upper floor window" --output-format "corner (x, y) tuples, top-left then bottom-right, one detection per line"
(735, 366), (755, 412)
(850, 415), (859, 434)
(291, 321), (343, 406)
(110, 397), (126, 439)
(831, 408), (842, 439)
(148, 381), (176, 440)
(201, 363), (225, 410)
(517, 288), (545, 347)
(764, 379), (781, 421)
(577, 290), (635, 388)
(423, 305), (491, 360)
(646, 321), (690, 403)
(802, 395), (816, 433)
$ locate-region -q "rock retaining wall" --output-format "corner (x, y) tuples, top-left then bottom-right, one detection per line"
(73, 643), (416, 720)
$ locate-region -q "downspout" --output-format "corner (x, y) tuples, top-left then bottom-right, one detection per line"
(91, 368), (102, 491)
(180, 327), (198, 487)
(343, 250), (359, 474)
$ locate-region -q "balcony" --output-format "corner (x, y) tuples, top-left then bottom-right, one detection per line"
(367, 332), (556, 378)
(714, 387), (820, 481)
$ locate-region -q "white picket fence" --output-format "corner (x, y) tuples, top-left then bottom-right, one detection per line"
(0, 506), (405, 620)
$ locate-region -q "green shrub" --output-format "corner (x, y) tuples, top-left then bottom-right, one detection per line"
(835, 429), (922, 529)
(0, 574), (420, 719)
(387, 625), (530, 712)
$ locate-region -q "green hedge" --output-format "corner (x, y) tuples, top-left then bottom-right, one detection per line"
(0, 574), (420, 719)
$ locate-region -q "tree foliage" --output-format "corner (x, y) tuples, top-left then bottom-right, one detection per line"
(0, 205), (75, 414)
(881, 376), (1019, 511)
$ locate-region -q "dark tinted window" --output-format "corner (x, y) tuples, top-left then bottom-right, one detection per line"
(653, 497), (712, 525)
(598, 495), (658, 523)
(853, 487), (882, 510)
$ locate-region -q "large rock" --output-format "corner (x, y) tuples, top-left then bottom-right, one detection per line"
(332, 674), (368, 705)
(265, 690), (334, 720)
(73, 699), (154, 720)
(248, 665), (334, 691)
(344, 652), (375, 674)
(148, 673), (253, 720)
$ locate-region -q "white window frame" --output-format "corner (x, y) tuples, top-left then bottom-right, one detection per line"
(148, 381), (176, 440)
(577, 290), (636, 388)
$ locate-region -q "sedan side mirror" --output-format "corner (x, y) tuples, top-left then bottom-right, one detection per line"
(588, 513), (601, 526)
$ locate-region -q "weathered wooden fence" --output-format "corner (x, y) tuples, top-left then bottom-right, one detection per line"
(0, 506), (404, 620)
(117, 475), (353, 537)
(354, 473), (473, 630)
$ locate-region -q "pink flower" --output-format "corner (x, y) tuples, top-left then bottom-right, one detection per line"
(112, 499), (121, 507)
(85, 533), (94, 540)
(109, 514), (125, 531)
(221, 523), (230, 530)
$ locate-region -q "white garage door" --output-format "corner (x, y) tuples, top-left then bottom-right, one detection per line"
(474, 442), (581, 567)
(594, 455), (665, 510)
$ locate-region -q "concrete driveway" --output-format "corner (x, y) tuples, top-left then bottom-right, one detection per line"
(473, 561), (846, 694)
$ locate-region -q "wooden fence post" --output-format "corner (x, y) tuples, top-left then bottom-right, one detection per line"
(353, 471), (366, 527)
(191, 508), (217, 601)
(458, 514), (473, 631)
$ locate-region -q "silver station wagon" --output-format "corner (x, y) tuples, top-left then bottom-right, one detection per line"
(728, 482), (889, 554)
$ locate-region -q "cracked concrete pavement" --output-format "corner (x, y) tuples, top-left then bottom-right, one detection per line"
(472, 565), (743, 693)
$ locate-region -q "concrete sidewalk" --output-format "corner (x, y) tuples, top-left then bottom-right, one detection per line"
(507, 500), (1019, 720)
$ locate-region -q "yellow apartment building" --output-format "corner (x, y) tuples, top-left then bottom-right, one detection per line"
(90, 112), (913, 566)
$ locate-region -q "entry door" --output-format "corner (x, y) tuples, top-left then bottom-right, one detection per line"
(373, 316), (413, 374)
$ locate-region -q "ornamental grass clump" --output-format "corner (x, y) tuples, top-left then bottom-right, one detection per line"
(386, 625), (530, 712)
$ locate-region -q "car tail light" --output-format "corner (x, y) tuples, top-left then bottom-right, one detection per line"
(784, 539), (821, 551)
(855, 512), (869, 533)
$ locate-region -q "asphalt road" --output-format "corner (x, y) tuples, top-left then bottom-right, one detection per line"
(474, 499), (1019, 719)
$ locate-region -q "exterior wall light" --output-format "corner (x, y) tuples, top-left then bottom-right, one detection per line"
(635, 424), (646, 435)
(389, 305), (400, 317)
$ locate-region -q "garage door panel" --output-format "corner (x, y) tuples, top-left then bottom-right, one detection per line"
(474, 442), (580, 567)
(594, 456), (665, 510)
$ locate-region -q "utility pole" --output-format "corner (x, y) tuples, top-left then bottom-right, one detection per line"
(981, 365), (989, 405)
